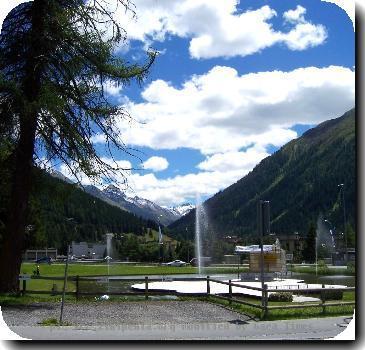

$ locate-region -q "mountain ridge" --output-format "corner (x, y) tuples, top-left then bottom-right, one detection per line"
(169, 108), (355, 239)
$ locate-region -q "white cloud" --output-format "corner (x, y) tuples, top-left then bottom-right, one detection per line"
(116, 1), (327, 59)
(58, 157), (132, 185)
(126, 167), (249, 206)
(143, 156), (169, 172)
(110, 65), (354, 155)
(197, 148), (269, 172)
(103, 81), (123, 97)
(283, 5), (307, 24)
(87, 64), (355, 205)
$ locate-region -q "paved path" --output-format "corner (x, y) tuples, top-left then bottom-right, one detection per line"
(8, 316), (354, 340)
(1, 300), (354, 340)
(6, 316), (354, 340)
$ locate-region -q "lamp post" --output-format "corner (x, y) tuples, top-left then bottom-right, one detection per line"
(338, 184), (347, 263)
(257, 200), (270, 313)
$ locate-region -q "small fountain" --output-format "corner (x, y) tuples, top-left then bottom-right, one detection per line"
(195, 194), (210, 275)
(316, 216), (336, 263)
(195, 194), (203, 275)
(105, 233), (114, 294)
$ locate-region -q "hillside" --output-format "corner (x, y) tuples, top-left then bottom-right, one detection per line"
(84, 184), (181, 226)
(169, 108), (355, 239)
(26, 169), (158, 253)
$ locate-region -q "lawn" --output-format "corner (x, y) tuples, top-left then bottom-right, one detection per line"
(206, 290), (356, 321)
(17, 262), (248, 293)
(20, 262), (247, 277)
(288, 265), (355, 276)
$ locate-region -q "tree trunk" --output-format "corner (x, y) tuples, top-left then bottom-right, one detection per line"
(0, 0), (45, 293)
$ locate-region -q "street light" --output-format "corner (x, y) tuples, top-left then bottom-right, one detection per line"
(338, 184), (347, 263)
(257, 200), (270, 317)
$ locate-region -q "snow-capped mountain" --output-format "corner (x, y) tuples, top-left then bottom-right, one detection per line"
(84, 184), (183, 226)
(167, 203), (195, 217)
(49, 171), (192, 225)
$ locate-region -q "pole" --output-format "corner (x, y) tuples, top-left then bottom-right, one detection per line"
(59, 244), (70, 325)
(258, 200), (265, 310)
(145, 276), (149, 300)
(339, 184), (347, 263)
(229, 279), (232, 305)
(258, 200), (270, 312)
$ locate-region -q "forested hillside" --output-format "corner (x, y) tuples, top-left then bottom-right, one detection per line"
(169, 108), (355, 239)
(0, 167), (157, 254)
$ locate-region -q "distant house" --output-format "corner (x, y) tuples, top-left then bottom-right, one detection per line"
(70, 241), (106, 259)
(23, 248), (58, 261)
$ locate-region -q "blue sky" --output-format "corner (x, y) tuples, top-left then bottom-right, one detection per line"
(2, 0), (354, 207)
(77, 0), (355, 206)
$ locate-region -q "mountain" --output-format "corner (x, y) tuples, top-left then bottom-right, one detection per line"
(83, 184), (182, 226)
(167, 203), (195, 217)
(26, 169), (158, 253)
(169, 108), (355, 239)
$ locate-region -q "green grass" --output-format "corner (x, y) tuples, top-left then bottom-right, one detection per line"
(17, 262), (248, 295)
(0, 293), (73, 305)
(3, 263), (355, 322)
(289, 265), (355, 276)
(39, 318), (60, 326)
(20, 262), (247, 277)
(204, 291), (356, 321)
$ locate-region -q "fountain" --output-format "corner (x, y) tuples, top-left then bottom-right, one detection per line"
(316, 216), (336, 266)
(105, 233), (114, 294)
(195, 194), (203, 275)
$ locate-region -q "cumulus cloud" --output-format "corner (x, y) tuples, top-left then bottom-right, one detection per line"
(109, 65), (354, 155)
(126, 167), (251, 206)
(197, 147), (269, 172)
(85, 64), (355, 205)
(143, 156), (169, 172)
(115, 1), (327, 58)
(58, 157), (132, 185)
(103, 81), (123, 97)
(283, 5), (307, 24)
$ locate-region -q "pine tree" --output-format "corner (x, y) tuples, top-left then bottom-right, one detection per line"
(302, 222), (316, 264)
(0, 0), (155, 292)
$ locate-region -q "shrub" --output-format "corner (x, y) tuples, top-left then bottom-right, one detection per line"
(317, 260), (329, 274)
(347, 262), (355, 274)
(268, 292), (293, 302)
(39, 318), (59, 326)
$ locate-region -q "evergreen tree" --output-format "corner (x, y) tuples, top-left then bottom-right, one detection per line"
(302, 222), (316, 263)
(0, 0), (155, 292)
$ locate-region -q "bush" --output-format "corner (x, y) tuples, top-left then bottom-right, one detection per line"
(317, 260), (329, 274)
(347, 261), (355, 274)
(268, 292), (293, 302)
(320, 289), (343, 301)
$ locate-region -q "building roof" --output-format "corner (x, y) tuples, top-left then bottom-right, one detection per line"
(235, 245), (278, 254)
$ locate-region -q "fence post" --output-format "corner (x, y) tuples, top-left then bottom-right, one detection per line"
(229, 279), (232, 305)
(207, 276), (210, 295)
(145, 276), (149, 300)
(321, 284), (326, 314)
(76, 275), (79, 301)
(262, 284), (268, 320)
(22, 279), (26, 296)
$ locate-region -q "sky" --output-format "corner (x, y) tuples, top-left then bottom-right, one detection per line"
(1, 0), (356, 208)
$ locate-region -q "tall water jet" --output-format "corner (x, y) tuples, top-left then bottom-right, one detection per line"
(195, 194), (203, 275)
(316, 216), (335, 262)
(105, 233), (114, 293)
